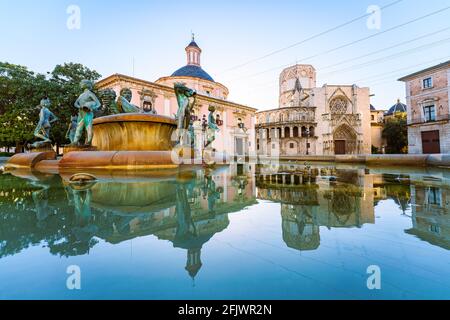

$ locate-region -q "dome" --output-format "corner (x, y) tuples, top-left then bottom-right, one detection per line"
(171, 65), (215, 82)
(385, 99), (407, 116)
(187, 40), (199, 48)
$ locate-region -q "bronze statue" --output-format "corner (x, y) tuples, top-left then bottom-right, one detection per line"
(205, 105), (219, 149)
(65, 115), (79, 144)
(30, 98), (58, 149)
(70, 80), (101, 146)
(98, 88), (149, 114)
(174, 82), (196, 146)
(98, 88), (119, 114)
(117, 88), (140, 113)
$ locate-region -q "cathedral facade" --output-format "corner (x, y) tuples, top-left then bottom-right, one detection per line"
(256, 65), (372, 156)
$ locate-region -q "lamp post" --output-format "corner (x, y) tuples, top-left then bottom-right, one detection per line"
(306, 128), (310, 155)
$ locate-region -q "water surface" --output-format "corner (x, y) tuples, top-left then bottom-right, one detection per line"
(0, 163), (449, 299)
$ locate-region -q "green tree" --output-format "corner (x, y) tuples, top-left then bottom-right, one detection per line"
(47, 63), (101, 149)
(0, 62), (101, 152)
(382, 113), (408, 154)
(0, 63), (51, 151)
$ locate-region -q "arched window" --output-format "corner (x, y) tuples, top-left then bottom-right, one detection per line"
(309, 126), (315, 137)
(293, 127), (299, 138)
(284, 127), (290, 138)
(301, 126), (307, 137)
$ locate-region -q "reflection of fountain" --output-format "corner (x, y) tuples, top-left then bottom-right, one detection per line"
(0, 166), (258, 279)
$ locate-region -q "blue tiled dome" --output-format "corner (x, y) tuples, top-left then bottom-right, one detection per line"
(385, 100), (407, 116)
(171, 65), (215, 82)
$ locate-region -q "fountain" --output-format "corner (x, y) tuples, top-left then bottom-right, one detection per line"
(4, 80), (222, 173)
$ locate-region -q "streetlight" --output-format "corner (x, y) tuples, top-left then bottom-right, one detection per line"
(305, 128), (310, 155)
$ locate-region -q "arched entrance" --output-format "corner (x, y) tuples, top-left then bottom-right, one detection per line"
(333, 124), (357, 155)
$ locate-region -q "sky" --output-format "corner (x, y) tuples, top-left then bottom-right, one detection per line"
(1, 0), (450, 111)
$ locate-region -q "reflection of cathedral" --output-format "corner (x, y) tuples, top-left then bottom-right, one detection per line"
(256, 64), (372, 156)
(256, 166), (375, 250)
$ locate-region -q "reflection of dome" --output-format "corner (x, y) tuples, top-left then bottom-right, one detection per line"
(385, 99), (407, 116)
(172, 65), (214, 82)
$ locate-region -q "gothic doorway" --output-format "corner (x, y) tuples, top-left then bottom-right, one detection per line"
(334, 140), (346, 155)
(333, 124), (357, 155)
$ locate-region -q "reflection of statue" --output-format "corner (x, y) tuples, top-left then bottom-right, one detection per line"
(206, 174), (221, 213)
(174, 83), (196, 145)
(70, 80), (101, 146)
(117, 88), (141, 113)
(65, 115), (78, 144)
(30, 98), (58, 149)
(174, 184), (197, 241)
(31, 184), (50, 226)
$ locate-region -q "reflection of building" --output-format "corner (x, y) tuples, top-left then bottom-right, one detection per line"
(97, 36), (257, 158)
(256, 166), (375, 251)
(399, 60), (450, 154)
(406, 180), (450, 249)
(256, 64), (372, 156)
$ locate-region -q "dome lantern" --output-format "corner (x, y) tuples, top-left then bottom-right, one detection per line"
(186, 33), (201, 66)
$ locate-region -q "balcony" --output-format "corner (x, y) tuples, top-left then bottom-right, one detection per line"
(408, 114), (450, 126)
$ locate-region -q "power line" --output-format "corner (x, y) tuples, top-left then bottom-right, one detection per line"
(322, 36), (450, 76)
(246, 55), (450, 95)
(219, 0), (405, 73)
(353, 55), (450, 83)
(245, 28), (450, 88)
(227, 5), (450, 82)
(318, 26), (450, 71)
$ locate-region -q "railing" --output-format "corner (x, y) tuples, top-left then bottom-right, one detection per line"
(408, 114), (450, 125)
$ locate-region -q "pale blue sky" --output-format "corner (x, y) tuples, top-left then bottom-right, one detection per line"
(1, 0), (450, 111)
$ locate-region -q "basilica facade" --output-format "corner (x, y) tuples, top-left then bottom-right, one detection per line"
(256, 64), (372, 156)
(96, 37), (257, 160)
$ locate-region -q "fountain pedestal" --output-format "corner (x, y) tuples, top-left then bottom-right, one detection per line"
(6, 113), (182, 171)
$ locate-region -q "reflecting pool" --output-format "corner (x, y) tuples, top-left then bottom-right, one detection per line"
(0, 162), (449, 299)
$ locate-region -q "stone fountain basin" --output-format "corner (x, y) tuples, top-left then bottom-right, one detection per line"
(92, 113), (176, 151)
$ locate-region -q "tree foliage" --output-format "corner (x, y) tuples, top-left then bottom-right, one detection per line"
(0, 62), (101, 151)
(382, 113), (408, 154)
